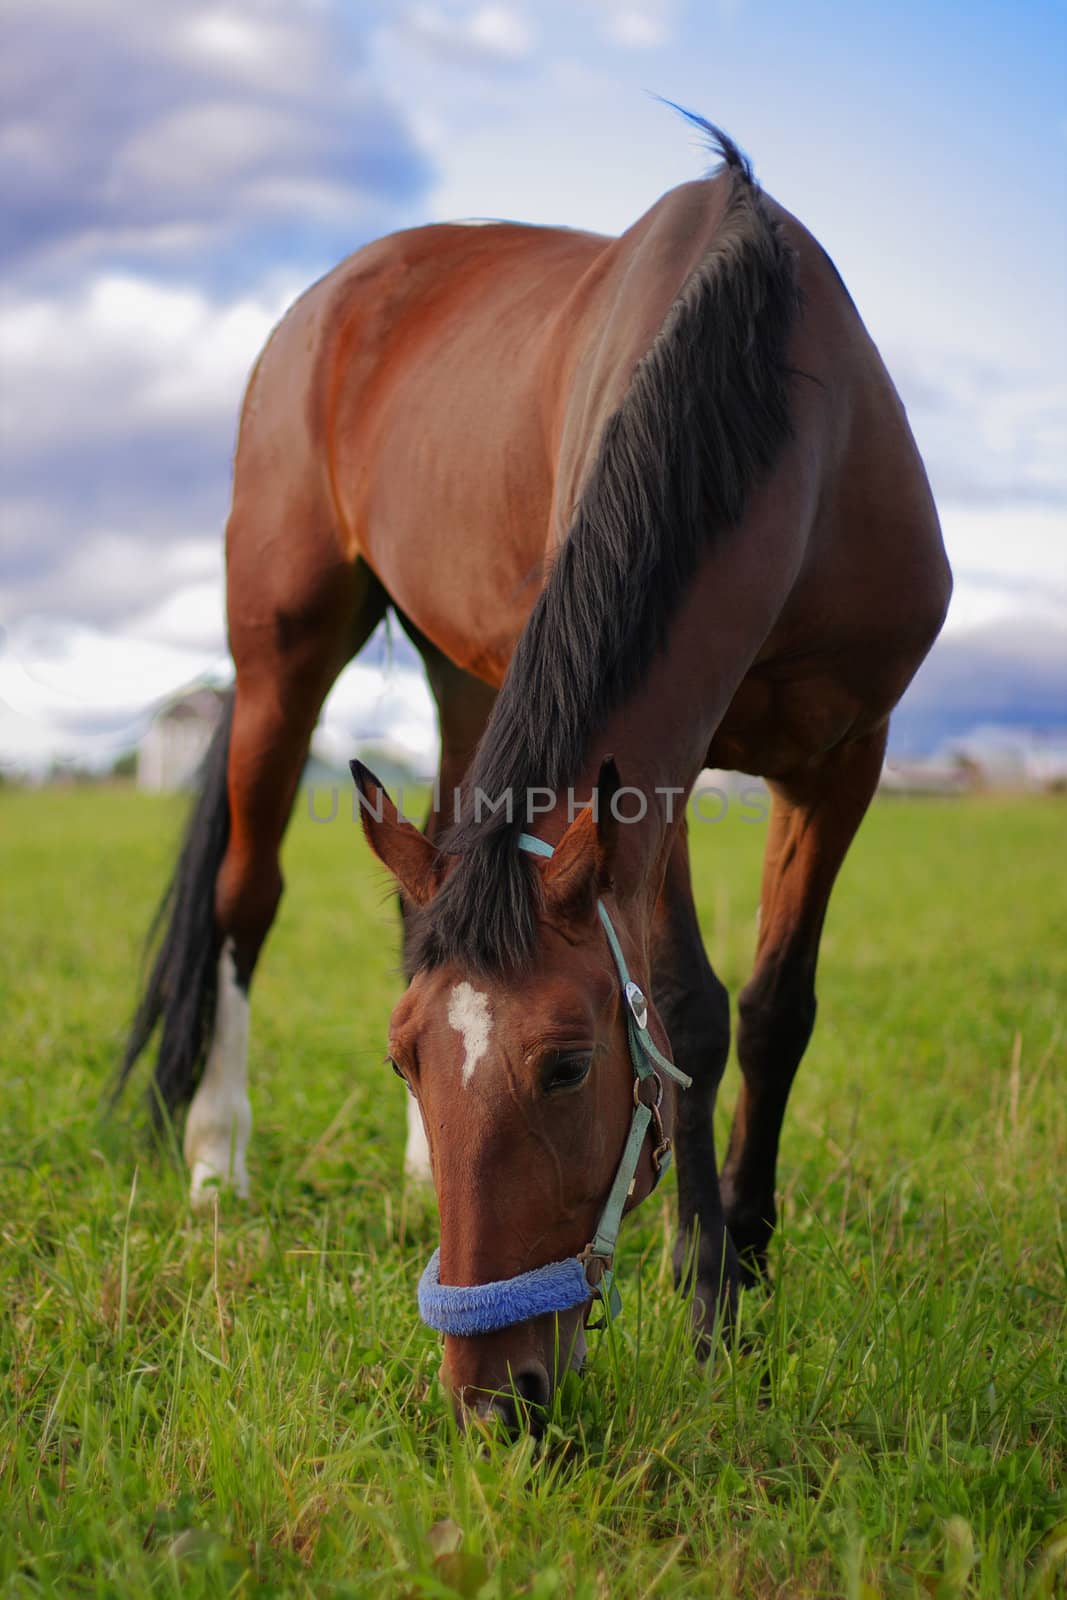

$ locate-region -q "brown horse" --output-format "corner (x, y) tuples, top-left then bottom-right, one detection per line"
(119, 122), (950, 1430)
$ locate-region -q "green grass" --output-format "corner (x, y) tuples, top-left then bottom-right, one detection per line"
(1, 787), (1064, 1598)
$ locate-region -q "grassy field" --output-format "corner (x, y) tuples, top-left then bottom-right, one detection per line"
(1, 786), (1064, 1598)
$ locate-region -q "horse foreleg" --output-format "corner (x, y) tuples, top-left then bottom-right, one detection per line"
(719, 729), (887, 1279)
(652, 825), (740, 1347)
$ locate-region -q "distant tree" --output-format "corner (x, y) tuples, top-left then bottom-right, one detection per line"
(110, 750), (138, 781)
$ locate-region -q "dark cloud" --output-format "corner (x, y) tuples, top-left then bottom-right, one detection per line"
(0, 0), (434, 289)
(0, 3), (437, 636)
(890, 619), (1067, 754)
(0, 271), (271, 624)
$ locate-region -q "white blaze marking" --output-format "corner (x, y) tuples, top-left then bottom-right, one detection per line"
(447, 982), (492, 1086)
(184, 940), (252, 1206)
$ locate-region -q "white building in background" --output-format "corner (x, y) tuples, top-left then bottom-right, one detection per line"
(136, 684), (361, 794)
(137, 686), (227, 792)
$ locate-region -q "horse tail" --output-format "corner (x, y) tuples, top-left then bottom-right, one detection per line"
(114, 691), (234, 1123)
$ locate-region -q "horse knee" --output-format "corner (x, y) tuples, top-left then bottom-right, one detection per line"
(662, 964), (730, 1092)
(737, 968), (816, 1079)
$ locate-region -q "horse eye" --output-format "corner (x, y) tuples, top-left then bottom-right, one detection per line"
(389, 1058), (412, 1094)
(542, 1052), (592, 1094)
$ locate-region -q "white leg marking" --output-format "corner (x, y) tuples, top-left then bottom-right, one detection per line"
(447, 981), (492, 1086)
(184, 940), (252, 1206)
(404, 1094), (433, 1184)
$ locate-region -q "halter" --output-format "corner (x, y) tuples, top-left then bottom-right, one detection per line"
(417, 831), (692, 1337)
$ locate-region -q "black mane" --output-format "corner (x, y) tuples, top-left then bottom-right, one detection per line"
(411, 121), (799, 975)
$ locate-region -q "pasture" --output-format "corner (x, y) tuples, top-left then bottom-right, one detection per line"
(1, 786), (1064, 1597)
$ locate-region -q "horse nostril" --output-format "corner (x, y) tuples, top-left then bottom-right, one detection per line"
(513, 1361), (551, 1412)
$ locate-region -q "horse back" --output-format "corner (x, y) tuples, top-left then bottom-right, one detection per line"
(231, 175), (947, 735)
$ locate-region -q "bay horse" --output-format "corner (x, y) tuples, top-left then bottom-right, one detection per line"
(119, 121), (950, 1430)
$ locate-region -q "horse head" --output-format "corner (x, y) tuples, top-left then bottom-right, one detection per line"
(352, 759), (684, 1435)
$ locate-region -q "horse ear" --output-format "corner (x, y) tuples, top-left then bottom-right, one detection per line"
(541, 756), (621, 923)
(350, 760), (446, 907)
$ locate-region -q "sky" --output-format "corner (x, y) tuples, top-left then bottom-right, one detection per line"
(1, 0), (1065, 773)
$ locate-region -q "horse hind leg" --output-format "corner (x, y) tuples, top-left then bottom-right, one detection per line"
(181, 552), (387, 1204)
(180, 665), (302, 1205)
(719, 729), (886, 1279)
(183, 931), (252, 1201)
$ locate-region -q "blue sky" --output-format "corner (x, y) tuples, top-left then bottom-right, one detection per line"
(1, 0), (1064, 769)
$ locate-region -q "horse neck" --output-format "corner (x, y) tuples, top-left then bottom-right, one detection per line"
(537, 452), (814, 909)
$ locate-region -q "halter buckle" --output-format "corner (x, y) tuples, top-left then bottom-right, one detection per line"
(578, 1246), (622, 1326)
(625, 981), (648, 1029)
(577, 1243), (612, 1290)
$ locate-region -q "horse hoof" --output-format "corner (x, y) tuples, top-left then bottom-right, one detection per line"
(189, 1157), (250, 1208)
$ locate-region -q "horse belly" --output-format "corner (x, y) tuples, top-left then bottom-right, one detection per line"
(358, 398), (552, 685)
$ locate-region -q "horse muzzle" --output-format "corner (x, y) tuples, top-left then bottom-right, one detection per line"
(441, 1311), (587, 1439)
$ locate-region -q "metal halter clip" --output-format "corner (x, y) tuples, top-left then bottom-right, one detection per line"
(636, 1070), (671, 1179)
(578, 1246), (622, 1326)
(625, 981), (648, 1029)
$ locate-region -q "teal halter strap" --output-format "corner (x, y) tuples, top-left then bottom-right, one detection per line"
(517, 831), (691, 1313)
(517, 830), (690, 1091)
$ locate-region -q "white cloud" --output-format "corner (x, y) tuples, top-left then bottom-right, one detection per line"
(417, 57), (687, 231)
(0, 619), (215, 726)
(399, 4), (535, 65)
(176, 7), (322, 91)
(0, 613), (439, 777)
(123, 579), (227, 655)
(938, 505), (1067, 611)
(609, 10), (668, 47)
(318, 659), (439, 774)
(0, 273), (291, 454)
(894, 351), (1067, 512)
(946, 576), (1067, 635)
(467, 5), (534, 56)
(0, 615), (228, 770)
(0, 526), (223, 633)
(584, 1), (676, 49)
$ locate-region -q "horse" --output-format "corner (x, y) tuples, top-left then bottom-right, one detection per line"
(118, 120), (951, 1432)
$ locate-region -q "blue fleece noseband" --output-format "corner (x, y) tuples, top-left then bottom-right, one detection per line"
(418, 1249), (592, 1337)
(416, 833), (692, 1338)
